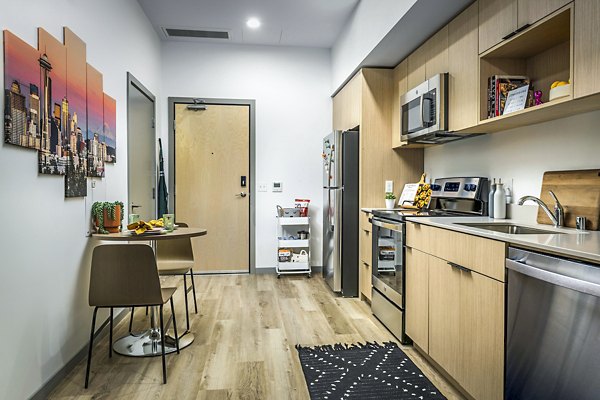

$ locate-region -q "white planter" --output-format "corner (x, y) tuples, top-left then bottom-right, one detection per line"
(385, 199), (396, 210)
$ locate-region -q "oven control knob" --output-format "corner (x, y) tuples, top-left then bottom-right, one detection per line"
(431, 184), (442, 191)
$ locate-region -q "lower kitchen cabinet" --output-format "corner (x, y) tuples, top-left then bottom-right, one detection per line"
(459, 269), (504, 400)
(405, 247), (429, 352)
(428, 256), (461, 379)
(359, 226), (372, 300)
(406, 223), (505, 400)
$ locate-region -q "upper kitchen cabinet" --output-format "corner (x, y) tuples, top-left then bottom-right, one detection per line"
(391, 60), (408, 149)
(518, 0), (571, 28)
(574, 0), (600, 98)
(479, 0), (573, 54)
(425, 26), (449, 79)
(479, 0), (518, 53)
(332, 71), (362, 132)
(407, 43), (427, 89)
(448, 2), (479, 131)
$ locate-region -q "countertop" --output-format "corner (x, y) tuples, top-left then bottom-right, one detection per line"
(405, 216), (600, 264)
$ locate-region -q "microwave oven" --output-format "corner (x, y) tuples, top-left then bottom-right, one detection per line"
(400, 73), (465, 144)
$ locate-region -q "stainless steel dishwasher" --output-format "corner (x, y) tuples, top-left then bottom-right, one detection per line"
(506, 247), (600, 399)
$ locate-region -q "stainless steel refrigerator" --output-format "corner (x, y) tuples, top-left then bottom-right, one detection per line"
(322, 130), (359, 297)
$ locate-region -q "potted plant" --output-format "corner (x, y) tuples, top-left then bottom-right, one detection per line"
(385, 192), (396, 210)
(92, 201), (124, 233)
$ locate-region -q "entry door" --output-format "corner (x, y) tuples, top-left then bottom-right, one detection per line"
(175, 103), (250, 273)
(127, 79), (155, 221)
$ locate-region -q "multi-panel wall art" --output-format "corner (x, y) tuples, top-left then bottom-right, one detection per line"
(3, 27), (116, 197)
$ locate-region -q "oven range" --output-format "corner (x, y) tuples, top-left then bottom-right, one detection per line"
(370, 176), (489, 344)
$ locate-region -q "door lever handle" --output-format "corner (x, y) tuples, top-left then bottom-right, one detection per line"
(236, 192), (247, 198)
(131, 204), (142, 209)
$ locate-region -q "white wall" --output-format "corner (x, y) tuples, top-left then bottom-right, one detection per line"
(0, 1), (162, 398)
(160, 42), (331, 269)
(331, 0), (417, 91)
(425, 110), (600, 201)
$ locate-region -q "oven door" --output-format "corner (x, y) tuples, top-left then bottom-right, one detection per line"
(371, 217), (405, 308)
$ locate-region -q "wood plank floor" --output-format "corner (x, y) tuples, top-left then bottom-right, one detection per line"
(49, 274), (464, 399)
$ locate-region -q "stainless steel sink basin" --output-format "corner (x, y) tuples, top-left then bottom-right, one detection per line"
(455, 223), (566, 235)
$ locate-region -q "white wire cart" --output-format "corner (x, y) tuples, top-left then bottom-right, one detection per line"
(276, 216), (311, 278)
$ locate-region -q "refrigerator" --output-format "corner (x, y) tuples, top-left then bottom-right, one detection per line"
(322, 130), (359, 297)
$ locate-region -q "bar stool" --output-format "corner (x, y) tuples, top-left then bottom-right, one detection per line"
(85, 244), (180, 388)
(129, 222), (198, 333)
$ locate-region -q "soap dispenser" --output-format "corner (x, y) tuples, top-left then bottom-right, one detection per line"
(488, 179), (496, 218)
(494, 179), (507, 219)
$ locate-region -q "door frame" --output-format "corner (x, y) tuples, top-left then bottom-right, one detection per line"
(127, 72), (157, 217)
(168, 97), (256, 274)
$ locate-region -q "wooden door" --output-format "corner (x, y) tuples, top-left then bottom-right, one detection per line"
(448, 2), (479, 131)
(425, 26), (449, 79)
(332, 72), (362, 131)
(459, 271), (505, 400)
(175, 103), (250, 273)
(428, 255), (461, 379)
(574, 0), (600, 98)
(479, 0), (518, 53)
(391, 59), (407, 149)
(405, 247), (429, 352)
(518, 0), (570, 28)
(407, 43), (427, 89)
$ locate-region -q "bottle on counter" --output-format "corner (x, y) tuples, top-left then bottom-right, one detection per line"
(494, 179), (507, 219)
(488, 178), (496, 218)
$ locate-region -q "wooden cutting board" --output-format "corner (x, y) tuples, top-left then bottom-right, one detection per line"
(537, 169), (600, 230)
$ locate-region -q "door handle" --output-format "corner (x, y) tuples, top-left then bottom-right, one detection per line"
(131, 204), (142, 210)
(448, 261), (471, 273)
(236, 192), (247, 198)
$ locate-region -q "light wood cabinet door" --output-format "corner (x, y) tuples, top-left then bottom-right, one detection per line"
(360, 229), (372, 265)
(405, 247), (429, 352)
(518, 0), (571, 27)
(360, 261), (372, 301)
(479, 0), (518, 53)
(448, 2), (479, 131)
(392, 59), (408, 149)
(459, 271), (505, 400)
(574, 0), (600, 98)
(428, 256), (461, 378)
(407, 43), (427, 89)
(425, 26), (449, 79)
(332, 72), (362, 131)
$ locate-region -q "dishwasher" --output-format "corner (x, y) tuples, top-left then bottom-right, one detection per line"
(506, 247), (600, 399)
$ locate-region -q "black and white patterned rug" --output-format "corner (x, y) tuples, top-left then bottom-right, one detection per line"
(296, 342), (446, 400)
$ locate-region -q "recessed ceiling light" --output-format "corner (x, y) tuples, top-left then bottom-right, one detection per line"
(246, 17), (261, 29)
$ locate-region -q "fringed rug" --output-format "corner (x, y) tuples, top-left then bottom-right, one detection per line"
(296, 342), (446, 400)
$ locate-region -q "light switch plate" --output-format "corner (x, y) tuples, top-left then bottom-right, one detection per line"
(258, 183), (268, 192)
(272, 181), (283, 192)
(385, 180), (393, 193)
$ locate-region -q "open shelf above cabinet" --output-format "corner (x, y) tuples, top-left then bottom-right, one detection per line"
(479, 4), (573, 123)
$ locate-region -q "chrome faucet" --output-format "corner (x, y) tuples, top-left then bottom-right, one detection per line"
(518, 191), (564, 227)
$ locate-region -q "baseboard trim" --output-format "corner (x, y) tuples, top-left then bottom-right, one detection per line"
(29, 308), (129, 400)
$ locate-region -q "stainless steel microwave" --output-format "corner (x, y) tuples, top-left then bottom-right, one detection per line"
(400, 73), (461, 144)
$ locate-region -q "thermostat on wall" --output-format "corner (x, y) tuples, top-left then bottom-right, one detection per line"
(272, 181), (283, 192)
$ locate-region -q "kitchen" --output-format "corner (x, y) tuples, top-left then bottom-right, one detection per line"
(2, 1), (600, 399)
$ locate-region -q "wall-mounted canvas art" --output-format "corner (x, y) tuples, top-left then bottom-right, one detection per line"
(103, 94), (116, 163)
(37, 28), (68, 175)
(3, 30), (42, 150)
(64, 28), (88, 197)
(3, 26), (116, 197)
(86, 64), (104, 177)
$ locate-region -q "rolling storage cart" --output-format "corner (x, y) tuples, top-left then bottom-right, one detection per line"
(276, 216), (311, 278)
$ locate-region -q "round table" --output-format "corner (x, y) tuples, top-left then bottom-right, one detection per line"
(92, 227), (207, 357)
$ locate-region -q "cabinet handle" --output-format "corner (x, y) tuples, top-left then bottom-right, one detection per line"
(501, 31), (517, 40)
(515, 23), (530, 34)
(448, 261), (471, 273)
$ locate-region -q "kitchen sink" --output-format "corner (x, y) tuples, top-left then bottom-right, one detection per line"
(455, 223), (566, 235)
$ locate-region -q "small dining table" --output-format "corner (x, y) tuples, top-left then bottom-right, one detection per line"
(92, 227), (207, 357)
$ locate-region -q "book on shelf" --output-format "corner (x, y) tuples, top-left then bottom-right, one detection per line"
(487, 75), (530, 118)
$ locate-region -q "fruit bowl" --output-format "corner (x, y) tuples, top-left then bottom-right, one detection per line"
(549, 83), (571, 101)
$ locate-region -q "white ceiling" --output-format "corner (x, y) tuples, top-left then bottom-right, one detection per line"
(137, 0), (360, 48)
